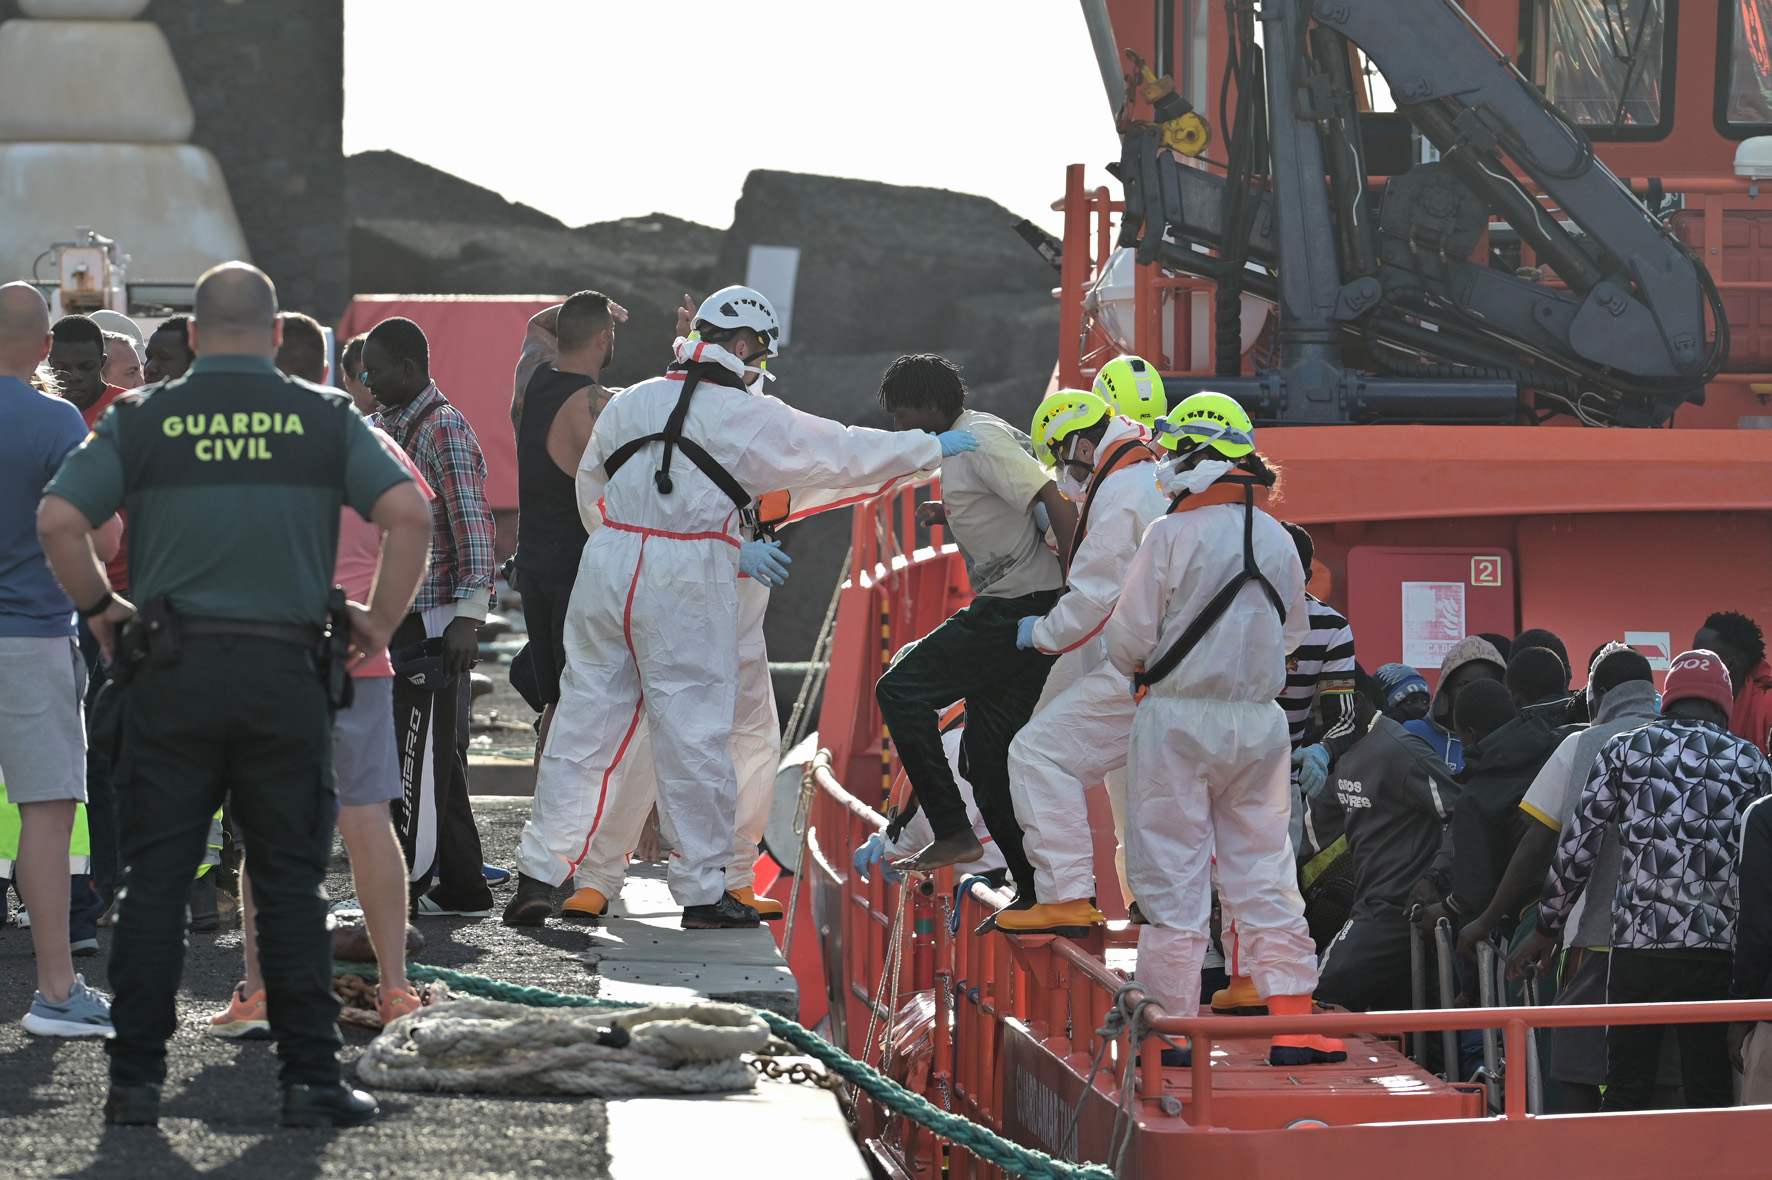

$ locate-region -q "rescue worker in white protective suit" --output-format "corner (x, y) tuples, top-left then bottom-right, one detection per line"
(506, 287), (976, 929)
(995, 371), (1168, 936)
(1104, 393), (1345, 1067)
(545, 476), (933, 925)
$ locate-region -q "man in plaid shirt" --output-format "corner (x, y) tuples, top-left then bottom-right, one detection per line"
(363, 317), (497, 918)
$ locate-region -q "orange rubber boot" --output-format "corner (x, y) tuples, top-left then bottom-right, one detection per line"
(559, 887), (610, 923)
(1210, 974), (1268, 1015)
(992, 899), (1107, 937)
(1266, 993), (1346, 1065)
(734, 887), (783, 922)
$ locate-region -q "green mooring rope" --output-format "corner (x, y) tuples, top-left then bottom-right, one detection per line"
(335, 960), (1114, 1180)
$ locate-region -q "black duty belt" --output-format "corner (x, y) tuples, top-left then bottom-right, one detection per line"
(181, 617), (324, 648)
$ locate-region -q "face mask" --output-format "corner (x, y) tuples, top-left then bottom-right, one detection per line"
(1057, 470), (1089, 502)
(1157, 456), (1234, 497)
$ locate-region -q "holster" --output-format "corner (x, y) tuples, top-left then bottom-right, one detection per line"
(322, 586), (355, 711)
(140, 595), (182, 667)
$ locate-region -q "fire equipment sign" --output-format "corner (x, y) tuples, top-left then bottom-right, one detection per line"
(1402, 581), (1465, 670)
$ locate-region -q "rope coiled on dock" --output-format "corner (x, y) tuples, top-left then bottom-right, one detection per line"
(337, 960), (1116, 1180)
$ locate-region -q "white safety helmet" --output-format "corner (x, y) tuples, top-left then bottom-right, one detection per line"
(693, 285), (782, 358)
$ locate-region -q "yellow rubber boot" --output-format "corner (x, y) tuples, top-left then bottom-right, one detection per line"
(992, 899), (1107, 937)
(735, 887), (784, 922)
(559, 887), (609, 924)
(1266, 993), (1347, 1065)
(1210, 974), (1268, 1015)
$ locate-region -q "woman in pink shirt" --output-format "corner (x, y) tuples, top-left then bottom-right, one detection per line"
(211, 426), (434, 1034)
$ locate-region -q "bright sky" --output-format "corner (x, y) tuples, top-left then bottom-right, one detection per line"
(341, 0), (1124, 235)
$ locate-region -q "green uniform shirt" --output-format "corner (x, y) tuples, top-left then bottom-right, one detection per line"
(46, 354), (412, 626)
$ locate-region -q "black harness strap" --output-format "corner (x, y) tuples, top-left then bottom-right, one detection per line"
(602, 362), (751, 511)
(1133, 479), (1287, 690)
(1067, 438), (1154, 566)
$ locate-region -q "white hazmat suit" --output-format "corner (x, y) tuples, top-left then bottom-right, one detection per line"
(1007, 416), (1166, 903)
(566, 476), (930, 901)
(515, 355), (943, 906)
(1104, 467), (1319, 1011)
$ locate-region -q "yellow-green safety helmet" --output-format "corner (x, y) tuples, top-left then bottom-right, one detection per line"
(1157, 392), (1255, 458)
(1030, 389), (1110, 468)
(1092, 355), (1167, 428)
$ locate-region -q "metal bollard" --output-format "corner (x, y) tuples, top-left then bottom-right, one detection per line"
(1408, 905), (1428, 1067)
(1522, 964), (1544, 1115)
(1433, 918), (1458, 1082)
(1477, 940), (1502, 1112)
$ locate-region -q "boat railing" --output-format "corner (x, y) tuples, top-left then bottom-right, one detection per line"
(806, 752), (1772, 1175)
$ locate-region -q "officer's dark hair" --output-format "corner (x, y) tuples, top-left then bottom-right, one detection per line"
(50, 314), (103, 352)
(366, 316), (429, 374)
(557, 290), (613, 352)
(877, 353), (967, 420)
(1702, 610), (1767, 667)
(1591, 646), (1654, 695)
(1506, 645), (1568, 705)
(339, 333), (366, 380)
(1454, 677), (1517, 742)
(153, 314), (191, 348)
(1282, 521), (1314, 571)
(275, 311), (327, 383)
(1513, 628), (1570, 677)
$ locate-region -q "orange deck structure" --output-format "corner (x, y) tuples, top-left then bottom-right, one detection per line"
(763, 0), (1772, 1174)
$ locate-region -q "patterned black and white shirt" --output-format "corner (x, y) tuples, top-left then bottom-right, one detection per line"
(1538, 717), (1772, 953)
(1277, 593), (1357, 749)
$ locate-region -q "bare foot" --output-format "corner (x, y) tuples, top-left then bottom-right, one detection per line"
(891, 831), (985, 874)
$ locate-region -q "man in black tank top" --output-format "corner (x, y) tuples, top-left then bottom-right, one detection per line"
(512, 291), (621, 741)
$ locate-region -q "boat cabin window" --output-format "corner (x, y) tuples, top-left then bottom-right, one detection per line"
(1523, 0), (1675, 139)
(1720, 0), (1772, 134)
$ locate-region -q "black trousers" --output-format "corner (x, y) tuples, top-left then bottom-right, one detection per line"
(518, 573), (573, 708)
(1602, 947), (1733, 1110)
(390, 612), (492, 911)
(875, 590), (1059, 900)
(1316, 910), (1414, 1012)
(77, 628), (121, 900)
(107, 635), (339, 1086)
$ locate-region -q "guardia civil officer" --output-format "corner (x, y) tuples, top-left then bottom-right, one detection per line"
(37, 262), (434, 1128)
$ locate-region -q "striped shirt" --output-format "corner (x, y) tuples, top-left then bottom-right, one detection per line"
(1278, 594), (1357, 748)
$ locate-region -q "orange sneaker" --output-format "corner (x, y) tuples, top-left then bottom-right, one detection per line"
(1210, 974), (1268, 1015)
(993, 899), (1106, 937)
(559, 887), (610, 924)
(205, 982), (270, 1040)
(375, 984), (423, 1027)
(1266, 993), (1346, 1065)
(733, 887), (783, 922)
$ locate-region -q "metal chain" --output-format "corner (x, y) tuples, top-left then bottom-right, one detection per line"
(748, 1054), (842, 1091)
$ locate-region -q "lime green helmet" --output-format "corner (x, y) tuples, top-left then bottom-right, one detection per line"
(1092, 355), (1166, 428)
(1030, 389), (1110, 468)
(1156, 392), (1255, 458)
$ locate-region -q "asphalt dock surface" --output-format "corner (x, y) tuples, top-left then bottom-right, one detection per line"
(0, 797), (614, 1180)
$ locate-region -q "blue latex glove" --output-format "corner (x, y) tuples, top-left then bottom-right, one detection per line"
(1293, 744), (1330, 799)
(936, 430), (980, 457)
(1128, 678), (1140, 699)
(738, 539), (792, 587)
(1032, 501), (1051, 534)
(1015, 616), (1040, 650)
(852, 833), (902, 883)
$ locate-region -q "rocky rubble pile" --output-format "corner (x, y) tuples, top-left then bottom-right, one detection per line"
(347, 152), (1062, 668)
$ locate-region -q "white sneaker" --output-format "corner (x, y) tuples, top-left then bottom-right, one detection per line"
(22, 974), (113, 1037)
